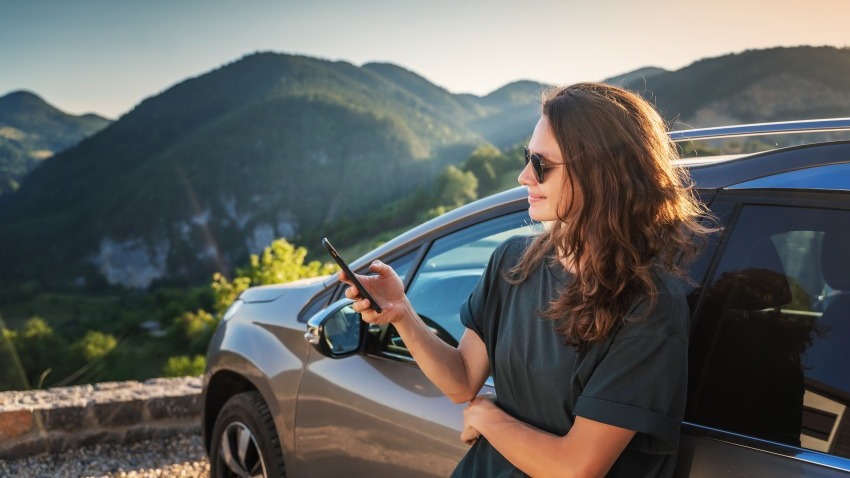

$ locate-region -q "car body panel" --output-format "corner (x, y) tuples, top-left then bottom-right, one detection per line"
(294, 353), (482, 477)
(204, 280), (325, 476)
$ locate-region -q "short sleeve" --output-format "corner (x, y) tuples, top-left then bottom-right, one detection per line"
(460, 273), (487, 339)
(460, 245), (501, 340)
(573, 288), (689, 454)
(459, 236), (524, 342)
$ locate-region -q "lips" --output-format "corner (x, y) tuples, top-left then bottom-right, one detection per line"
(527, 193), (545, 205)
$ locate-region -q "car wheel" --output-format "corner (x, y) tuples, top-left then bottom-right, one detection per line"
(210, 391), (286, 478)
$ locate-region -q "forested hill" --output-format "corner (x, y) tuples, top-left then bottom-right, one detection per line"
(0, 91), (110, 194)
(0, 52), (547, 288)
(616, 46), (850, 127)
(1, 46), (849, 290)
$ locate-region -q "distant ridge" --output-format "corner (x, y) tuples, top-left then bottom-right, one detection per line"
(618, 46), (850, 127)
(0, 91), (110, 194)
(604, 67), (668, 88)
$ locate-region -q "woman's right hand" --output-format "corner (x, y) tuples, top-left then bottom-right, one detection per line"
(340, 260), (408, 325)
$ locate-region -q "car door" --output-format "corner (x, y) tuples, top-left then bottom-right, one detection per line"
(678, 189), (850, 476)
(293, 211), (535, 477)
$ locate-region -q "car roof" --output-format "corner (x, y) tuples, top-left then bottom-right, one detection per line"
(673, 117), (850, 190)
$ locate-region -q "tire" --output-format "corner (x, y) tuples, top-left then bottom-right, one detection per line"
(210, 391), (286, 478)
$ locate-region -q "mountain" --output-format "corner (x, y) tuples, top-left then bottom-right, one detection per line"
(604, 67), (668, 87)
(0, 91), (111, 194)
(0, 53), (546, 289)
(617, 46), (850, 127)
(469, 81), (550, 149)
(1, 46), (849, 290)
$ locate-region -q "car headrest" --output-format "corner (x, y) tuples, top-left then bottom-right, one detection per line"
(709, 268), (793, 311)
(822, 231), (850, 291)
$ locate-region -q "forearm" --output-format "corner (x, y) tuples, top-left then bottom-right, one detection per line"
(342, 262), (486, 403)
(470, 404), (634, 478)
(475, 408), (578, 478)
(393, 301), (482, 402)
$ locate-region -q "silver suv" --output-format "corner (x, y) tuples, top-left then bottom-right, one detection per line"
(203, 119), (850, 477)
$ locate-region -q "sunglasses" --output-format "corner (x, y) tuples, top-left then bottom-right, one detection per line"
(524, 146), (560, 183)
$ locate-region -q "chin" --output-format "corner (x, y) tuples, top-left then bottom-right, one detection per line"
(528, 209), (556, 223)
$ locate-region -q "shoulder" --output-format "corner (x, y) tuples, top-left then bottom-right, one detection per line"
(491, 234), (534, 267)
(618, 268), (689, 342)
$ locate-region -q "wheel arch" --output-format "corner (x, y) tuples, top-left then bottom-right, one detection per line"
(203, 369), (259, 453)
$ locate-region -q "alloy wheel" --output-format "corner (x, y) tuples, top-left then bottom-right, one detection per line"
(218, 421), (268, 478)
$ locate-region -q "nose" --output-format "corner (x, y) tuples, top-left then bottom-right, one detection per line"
(518, 160), (537, 186)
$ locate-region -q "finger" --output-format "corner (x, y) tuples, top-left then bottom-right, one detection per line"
(353, 298), (371, 312)
(369, 260), (389, 275)
(338, 270), (352, 284)
(460, 431), (480, 445)
(359, 309), (377, 322)
(344, 286), (361, 299)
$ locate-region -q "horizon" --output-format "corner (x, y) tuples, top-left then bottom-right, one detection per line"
(2, 0), (849, 119)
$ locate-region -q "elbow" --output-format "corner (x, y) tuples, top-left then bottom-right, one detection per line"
(446, 391), (476, 404)
(445, 386), (478, 404)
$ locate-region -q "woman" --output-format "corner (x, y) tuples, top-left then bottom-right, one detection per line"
(341, 82), (712, 477)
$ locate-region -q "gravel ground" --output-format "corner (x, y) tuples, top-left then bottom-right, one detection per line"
(0, 434), (210, 478)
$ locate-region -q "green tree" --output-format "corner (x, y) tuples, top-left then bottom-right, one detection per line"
(170, 308), (218, 355)
(210, 273), (251, 316)
(211, 239), (336, 315)
(464, 145), (502, 194)
(73, 331), (117, 362)
(162, 238), (339, 378)
(436, 165), (478, 209)
(162, 355), (206, 377)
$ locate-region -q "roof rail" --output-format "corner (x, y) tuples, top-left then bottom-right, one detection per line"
(668, 118), (850, 142)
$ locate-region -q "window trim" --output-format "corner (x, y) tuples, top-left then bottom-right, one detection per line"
(682, 422), (850, 473)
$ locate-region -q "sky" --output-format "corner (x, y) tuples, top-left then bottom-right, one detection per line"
(2, 0), (849, 119)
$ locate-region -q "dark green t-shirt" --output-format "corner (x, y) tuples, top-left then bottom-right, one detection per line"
(453, 236), (689, 477)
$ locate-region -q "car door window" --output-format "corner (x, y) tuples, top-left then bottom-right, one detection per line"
(299, 250), (417, 322)
(687, 204), (850, 458)
(382, 212), (537, 358)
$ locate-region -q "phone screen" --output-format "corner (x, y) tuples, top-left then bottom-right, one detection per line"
(322, 238), (383, 313)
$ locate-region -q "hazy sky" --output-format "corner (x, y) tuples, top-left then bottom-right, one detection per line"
(2, 0), (848, 119)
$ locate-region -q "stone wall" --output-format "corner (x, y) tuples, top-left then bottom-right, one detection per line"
(0, 377), (202, 460)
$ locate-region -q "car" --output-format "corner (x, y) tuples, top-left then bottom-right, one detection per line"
(202, 118), (850, 477)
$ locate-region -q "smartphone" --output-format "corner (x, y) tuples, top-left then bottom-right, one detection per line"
(322, 238), (383, 313)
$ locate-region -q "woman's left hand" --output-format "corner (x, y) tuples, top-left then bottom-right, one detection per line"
(461, 394), (497, 445)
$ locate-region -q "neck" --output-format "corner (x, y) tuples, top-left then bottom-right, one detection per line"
(558, 251), (577, 274)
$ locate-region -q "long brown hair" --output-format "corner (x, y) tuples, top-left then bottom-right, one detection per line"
(510, 82), (713, 347)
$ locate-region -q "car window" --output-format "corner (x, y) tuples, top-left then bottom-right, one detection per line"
(687, 204), (850, 458)
(385, 250), (416, 284)
(382, 212), (537, 358)
(298, 287), (335, 323)
(299, 250), (417, 323)
(683, 199), (733, 301)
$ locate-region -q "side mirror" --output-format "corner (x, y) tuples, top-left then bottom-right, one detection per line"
(304, 298), (363, 358)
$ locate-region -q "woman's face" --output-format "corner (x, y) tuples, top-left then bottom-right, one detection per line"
(519, 116), (579, 222)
